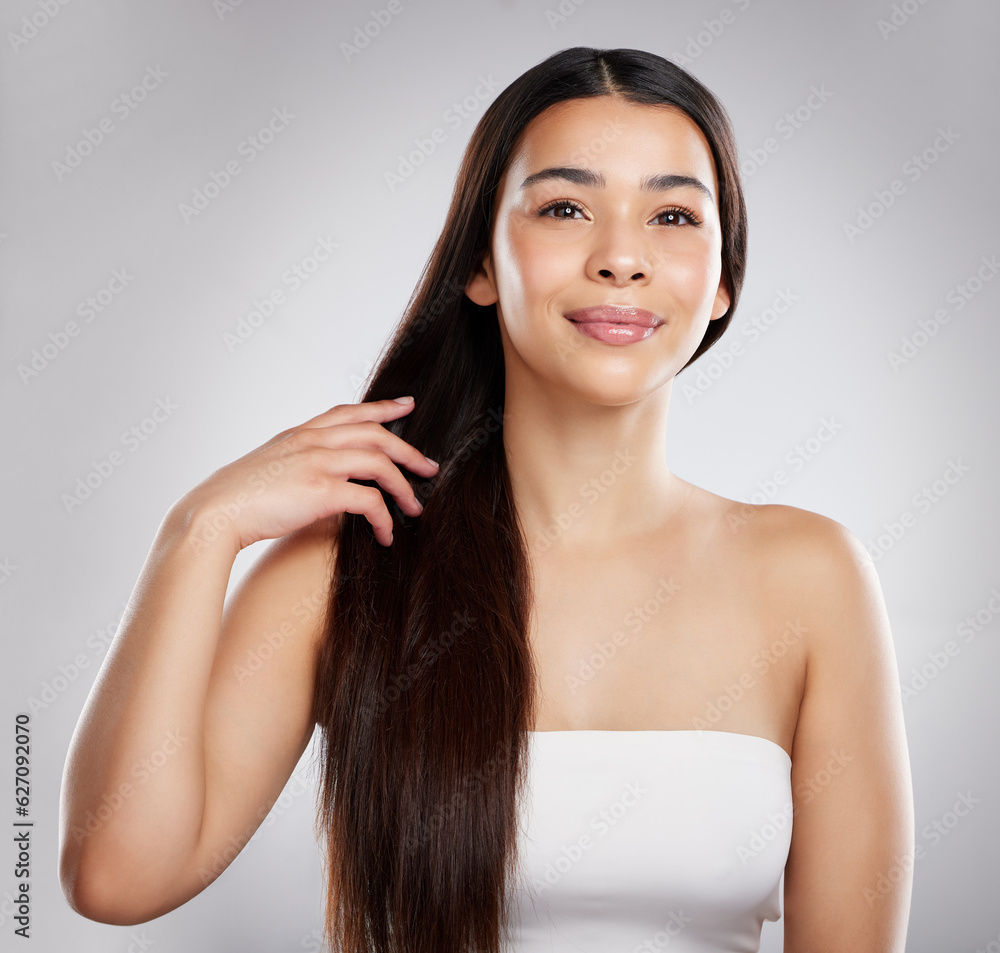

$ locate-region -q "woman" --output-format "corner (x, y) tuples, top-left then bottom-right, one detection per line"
(59, 47), (914, 952)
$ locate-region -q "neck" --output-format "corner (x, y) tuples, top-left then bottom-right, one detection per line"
(500, 372), (686, 557)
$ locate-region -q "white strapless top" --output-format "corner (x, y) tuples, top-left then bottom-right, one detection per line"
(506, 730), (793, 952)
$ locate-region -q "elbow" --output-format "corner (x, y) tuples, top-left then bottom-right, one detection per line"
(60, 843), (162, 926)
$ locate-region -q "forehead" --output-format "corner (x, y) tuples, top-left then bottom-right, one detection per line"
(502, 95), (719, 200)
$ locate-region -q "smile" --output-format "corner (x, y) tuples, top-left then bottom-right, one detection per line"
(564, 305), (663, 345)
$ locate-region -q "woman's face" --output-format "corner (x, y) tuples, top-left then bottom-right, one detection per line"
(465, 95), (730, 406)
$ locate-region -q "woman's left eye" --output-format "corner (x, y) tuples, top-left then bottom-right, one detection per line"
(655, 207), (700, 226)
(537, 201), (700, 226)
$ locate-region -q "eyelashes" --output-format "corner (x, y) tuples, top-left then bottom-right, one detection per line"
(536, 198), (703, 227)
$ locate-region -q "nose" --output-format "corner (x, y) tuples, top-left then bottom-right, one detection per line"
(586, 220), (653, 286)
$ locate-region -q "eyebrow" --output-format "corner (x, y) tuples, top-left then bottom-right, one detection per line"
(518, 166), (715, 202)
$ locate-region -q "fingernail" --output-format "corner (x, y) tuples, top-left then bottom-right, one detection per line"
(393, 396), (414, 404)
(425, 456), (439, 467)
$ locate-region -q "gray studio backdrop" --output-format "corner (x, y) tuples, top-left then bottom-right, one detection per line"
(2, 1), (998, 951)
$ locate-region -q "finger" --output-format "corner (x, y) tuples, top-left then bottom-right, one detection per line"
(292, 399), (440, 477)
(322, 447), (426, 517)
(295, 396), (418, 433)
(336, 481), (395, 546)
(315, 420), (440, 479)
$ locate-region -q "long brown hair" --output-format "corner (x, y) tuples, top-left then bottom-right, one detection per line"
(311, 46), (748, 953)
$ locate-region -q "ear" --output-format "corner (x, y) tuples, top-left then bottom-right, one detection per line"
(465, 250), (499, 307)
(710, 272), (731, 321)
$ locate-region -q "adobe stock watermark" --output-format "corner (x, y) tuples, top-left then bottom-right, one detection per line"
(744, 415), (845, 502)
(61, 397), (180, 514)
(544, 0), (591, 30)
(340, 0), (415, 63)
(200, 772), (323, 887)
(233, 585), (334, 685)
(737, 802), (793, 866)
(122, 932), (154, 953)
(213, 0), (246, 20)
(843, 126), (960, 244)
(974, 926), (1000, 953)
(260, 763), (315, 830)
(179, 107), (296, 223)
(185, 456), (291, 554)
(197, 803), (272, 886)
(564, 578), (682, 696)
(8, 0), (75, 53)
(183, 436), (364, 554)
(864, 457), (971, 562)
(22, 600), (129, 715)
(632, 910), (694, 952)
(795, 746), (856, 807)
(17, 267), (136, 385)
(738, 747), (856, 865)
(887, 252), (998, 370)
(552, 117), (628, 194)
(222, 236), (340, 352)
(51, 66), (169, 182)
(900, 585), (1000, 704)
(0, 557), (18, 588)
(669, 0), (754, 67)
(451, 405), (506, 469)
(372, 609), (478, 715)
(693, 620), (807, 729)
(10, 889), (128, 931)
(405, 744), (518, 851)
(724, 416), (845, 537)
(862, 790), (979, 907)
(348, 358), (375, 397)
(877, 0), (933, 40)
(299, 926), (326, 953)
(532, 780), (648, 892)
(681, 287), (799, 403)
(393, 273), (471, 354)
(384, 74), (501, 192)
(739, 84), (833, 179)
(67, 730), (188, 847)
(531, 448), (638, 552)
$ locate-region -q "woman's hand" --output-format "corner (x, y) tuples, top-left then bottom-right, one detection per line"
(180, 396), (440, 551)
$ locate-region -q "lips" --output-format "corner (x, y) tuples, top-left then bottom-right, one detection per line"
(564, 305), (662, 328)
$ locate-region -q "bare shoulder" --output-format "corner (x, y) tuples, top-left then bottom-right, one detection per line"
(692, 486), (873, 598)
(230, 512), (342, 636)
(738, 501), (877, 623)
(707, 489), (861, 552)
(750, 501), (867, 558)
(258, 510), (341, 578)
(684, 484), (880, 657)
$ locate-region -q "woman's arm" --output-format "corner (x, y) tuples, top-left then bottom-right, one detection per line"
(59, 502), (335, 925)
(58, 398), (438, 925)
(777, 511), (915, 951)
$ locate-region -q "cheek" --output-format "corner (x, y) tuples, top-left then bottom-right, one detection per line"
(658, 242), (722, 304)
(496, 229), (573, 319)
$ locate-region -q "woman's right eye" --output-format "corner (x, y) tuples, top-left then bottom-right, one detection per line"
(537, 200), (586, 219)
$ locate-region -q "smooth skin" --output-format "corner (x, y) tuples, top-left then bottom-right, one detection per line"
(60, 93), (914, 950)
(466, 95), (913, 950)
(59, 398), (439, 923)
